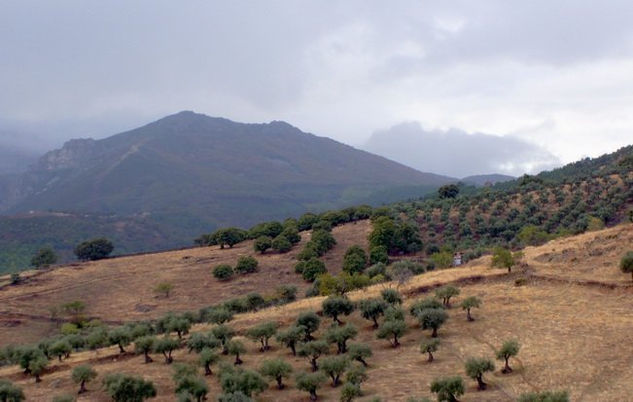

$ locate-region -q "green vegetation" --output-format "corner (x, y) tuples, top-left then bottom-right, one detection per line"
(465, 357), (495, 390)
(74, 238), (114, 261)
(213, 264), (235, 281)
(517, 390), (570, 402)
(496, 339), (520, 373)
(620, 251), (633, 280)
(259, 358), (292, 389)
(102, 373), (157, 401)
(235, 256), (258, 274)
(420, 339), (440, 362)
(322, 296), (355, 324)
(460, 296), (482, 321)
(72, 365), (97, 394)
(30, 247), (57, 268)
(430, 376), (464, 402)
(295, 371), (327, 401)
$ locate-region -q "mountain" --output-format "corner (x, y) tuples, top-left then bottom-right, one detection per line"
(0, 111), (454, 269)
(363, 122), (560, 177)
(462, 173), (515, 186)
(0, 144), (38, 175)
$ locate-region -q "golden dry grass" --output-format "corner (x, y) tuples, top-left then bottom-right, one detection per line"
(1, 223), (633, 401)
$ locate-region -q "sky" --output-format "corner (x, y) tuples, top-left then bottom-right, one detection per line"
(1, 1), (633, 174)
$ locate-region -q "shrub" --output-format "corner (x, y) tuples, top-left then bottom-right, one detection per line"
(0, 379), (24, 401)
(31, 247), (57, 268)
(517, 390), (569, 402)
(464, 357), (495, 390)
(430, 252), (453, 269)
(302, 258), (327, 282)
(245, 293), (266, 311)
(213, 264), (235, 281)
(322, 296), (355, 324)
(430, 376), (464, 402)
(348, 343), (372, 367)
(74, 238), (114, 261)
(259, 358), (293, 389)
(340, 383), (362, 402)
(369, 245), (389, 264)
(154, 282), (174, 298)
(271, 236), (292, 253)
(174, 374), (208, 402)
(102, 373), (157, 402)
(295, 372), (327, 401)
(496, 339), (520, 374)
(72, 365), (97, 394)
(235, 256), (259, 274)
(366, 262), (387, 278)
(275, 285), (297, 303)
(620, 251), (633, 281)
(460, 296), (481, 321)
(254, 236), (272, 254)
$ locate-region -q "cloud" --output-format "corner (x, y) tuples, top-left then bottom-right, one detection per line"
(363, 122), (560, 177)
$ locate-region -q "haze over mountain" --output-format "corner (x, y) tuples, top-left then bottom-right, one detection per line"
(363, 122), (561, 178)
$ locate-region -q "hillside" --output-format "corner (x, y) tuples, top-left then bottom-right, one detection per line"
(461, 174), (514, 187)
(0, 111), (452, 270)
(1, 222), (632, 400)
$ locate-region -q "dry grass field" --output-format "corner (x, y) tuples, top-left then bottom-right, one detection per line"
(1, 222), (633, 401)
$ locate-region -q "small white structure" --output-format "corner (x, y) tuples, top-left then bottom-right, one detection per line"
(453, 252), (463, 267)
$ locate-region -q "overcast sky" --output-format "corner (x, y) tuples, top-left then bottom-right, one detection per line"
(2, 1), (633, 171)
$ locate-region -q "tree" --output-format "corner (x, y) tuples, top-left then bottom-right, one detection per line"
(517, 390), (569, 402)
(253, 236), (272, 253)
(227, 340), (246, 365)
(50, 340), (71, 362)
(154, 282), (174, 298)
(259, 358), (293, 389)
(430, 376), (464, 402)
(295, 372), (327, 401)
(438, 184), (459, 199)
(0, 379), (25, 401)
(343, 246), (368, 274)
(322, 296), (355, 324)
(346, 364), (368, 386)
(134, 336), (156, 363)
(496, 339), (520, 374)
(219, 368), (267, 397)
(31, 247), (57, 268)
(72, 365), (97, 394)
(420, 339), (440, 363)
(175, 375), (208, 402)
(74, 238), (114, 261)
(276, 325), (304, 356)
(103, 373), (157, 402)
(62, 300), (86, 325)
(491, 247), (516, 273)
(272, 236), (292, 253)
(215, 228), (247, 249)
(435, 286), (460, 307)
(348, 343), (372, 367)
(236, 256), (259, 274)
(340, 383), (362, 402)
(417, 308), (448, 337)
(187, 332), (220, 354)
(205, 306), (234, 324)
(359, 298), (388, 329)
(154, 336), (179, 364)
(409, 297), (444, 317)
(167, 317), (191, 339)
(301, 258), (328, 282)
(369, 245), (389, 264)
(325, 324), (358, 354)
(298, 340), (330, 372)
(213, 264), (235, 281)
(247, 322), (277, 352)
(28, 355), (48, 383)
(320, 355), (349, 387)
(381, 288), (403, 305)
(620, 251), (633, 281)
(460, 296), (481, 321)
(199, 347), (220, 376)
(296, 311), (321, 341)
(465, 357), (495, 390)
(109, 327), (132, 354)
(211, 325), (235, 354)
(376, 319), (407, 347)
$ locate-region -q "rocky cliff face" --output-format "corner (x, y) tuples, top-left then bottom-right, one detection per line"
(34, 138), (98, 171)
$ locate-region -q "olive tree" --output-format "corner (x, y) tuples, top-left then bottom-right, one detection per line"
(102, 373), (157, 402)
(187, 332), (220, 354)
(465, 357), (495, 390)
(430, 376), (464, 402)
(376, 318), (407, 347)
(298, 340), (330, 372)
(296, 311), (321, 341)
(325, 324), (358, 354)
(359, 298), (387, 329)
(496, 339), (520, 374)
(348, 343), (372, 367)
(72, 365), (97, 394)
(460, 296), (481, 321)
(219, 368), (267, 397)
(259, 358), (293, 389)
(0, 379), (24, 401)
(435, 286), (460, 308)
(134, 336), (156, 363)
(227, 340), (246, 365)
(320, 355), (349, 387)
(50, 339), (71, 362)
(275, 325), (304, 356)
(420, 339), (440, 362)
(109, 327), (132, 354)
(199, 347), (220, 376)
(246, 322), (277, 352)
(154, 336), (180, 364)
(295, 372), (327, 401)
(417, 308), (448, 338)
(381, 288), (403, 305)
(211, 325), (235, 355)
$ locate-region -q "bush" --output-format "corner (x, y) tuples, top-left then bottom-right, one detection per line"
(0, 379), (25, 401)
(213, 264), (235, 281)
(620, 251), (633, 281)
(274, 285), (297, 303)
(102, 373), (157, 402)
(74, 238), (114, 261)
(366, 263), (387, 279)
(235, 256), (258, 274)
(31, 247), (57, 268)
(254, 236), (272, 254)
(301, 258), (327, 282)
(369, 245), (389, 264)
(430, 252), (453, 269)
(154, 282), (174, 298)
(271, 236), (292, 253)
(340, 383), (362, 402)
(342, 246), (368, 274)
(517, 390), (569, 402)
